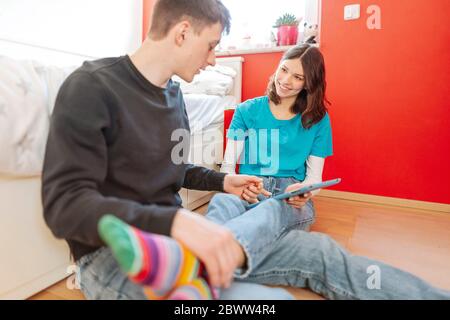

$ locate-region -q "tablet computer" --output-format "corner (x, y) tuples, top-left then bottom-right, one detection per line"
(247, 178), (342, 209)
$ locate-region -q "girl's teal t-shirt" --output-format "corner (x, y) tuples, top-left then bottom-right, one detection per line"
(227, 96), (333, 181)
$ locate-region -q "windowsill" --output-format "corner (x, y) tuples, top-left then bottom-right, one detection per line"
(215, 43), (320, 56)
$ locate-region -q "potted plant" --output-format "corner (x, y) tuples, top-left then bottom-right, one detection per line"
(273, 13), (302, 46)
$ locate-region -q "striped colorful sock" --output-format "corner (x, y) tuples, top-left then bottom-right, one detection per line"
(167, 278), (214, 300)
(98, 214), (215, 300)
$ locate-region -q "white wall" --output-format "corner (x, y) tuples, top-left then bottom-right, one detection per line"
(0, 0), (142, 66)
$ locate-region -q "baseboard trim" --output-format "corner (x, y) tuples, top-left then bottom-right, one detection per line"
(185, 189), (450, 213)
(318, 190), (450, 213)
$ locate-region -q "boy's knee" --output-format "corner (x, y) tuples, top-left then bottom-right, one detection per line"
(210, 193), (242, 207)
(263, 198), (286, 212)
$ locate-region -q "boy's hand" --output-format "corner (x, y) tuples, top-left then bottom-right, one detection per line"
(223, 174), (271, 202)
(171, 209), (244, 289)
(241, 181), (272, 203)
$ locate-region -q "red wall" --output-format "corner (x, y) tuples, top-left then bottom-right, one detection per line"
(320, 0), (450, 204)
(236, 53), (283, 101)
(231, 1), (450, 204)
(142, 0), (155, 41)
(143, 1), (450, 204)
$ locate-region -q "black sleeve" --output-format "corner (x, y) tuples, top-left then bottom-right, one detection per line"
(182, 164), (227, 191)
(41, 72), (178, 247)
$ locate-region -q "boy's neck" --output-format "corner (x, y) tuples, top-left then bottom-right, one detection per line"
(129, 38), (175, 88)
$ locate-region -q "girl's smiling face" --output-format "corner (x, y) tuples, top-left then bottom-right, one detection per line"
(274, 58), (306, 99)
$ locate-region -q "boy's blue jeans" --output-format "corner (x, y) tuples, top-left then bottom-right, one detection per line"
(76, 177), (302, 300)
(205, 177), (450, 299)
(77, 177), (450, 299)
(206, 177), (316, 279)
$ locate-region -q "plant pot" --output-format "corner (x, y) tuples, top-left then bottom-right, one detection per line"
(277, 25), (298, 46)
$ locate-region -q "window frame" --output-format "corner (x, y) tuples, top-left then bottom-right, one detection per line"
(216, 0), (322, 56)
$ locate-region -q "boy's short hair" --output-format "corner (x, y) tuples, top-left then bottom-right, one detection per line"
(149, 0), (231, 40)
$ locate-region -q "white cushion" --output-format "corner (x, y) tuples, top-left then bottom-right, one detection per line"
(0, 56), (73, 176)
(173, 64), (236, 96)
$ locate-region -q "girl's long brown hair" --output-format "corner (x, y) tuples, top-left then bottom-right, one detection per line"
(266, 44), (330, 129)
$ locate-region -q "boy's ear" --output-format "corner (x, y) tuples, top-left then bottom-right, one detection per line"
(174, 20), (191, 46)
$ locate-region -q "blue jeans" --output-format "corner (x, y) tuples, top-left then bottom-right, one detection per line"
(204, 177), (450, 299)
(76, 176), (302, 300)
(76, 247), (293, 300)
(206, 177), (316, 279)
(76, 175), (450, 300)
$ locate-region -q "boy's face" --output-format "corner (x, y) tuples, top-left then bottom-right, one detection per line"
(175, 22), (222, 82)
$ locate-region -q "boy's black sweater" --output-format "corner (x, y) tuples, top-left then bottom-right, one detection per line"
(42, 56), (226, 261)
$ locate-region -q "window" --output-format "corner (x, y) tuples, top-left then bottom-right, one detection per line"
(218, 0), (320, 51)
(0, 0), (142, 63)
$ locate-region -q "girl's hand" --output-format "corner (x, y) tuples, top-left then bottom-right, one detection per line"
(284, 183), (313, 209)
(241, 182), (272, 203)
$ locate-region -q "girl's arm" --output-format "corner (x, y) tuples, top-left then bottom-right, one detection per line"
(221, 141), (325, 197)
(302, 155), (325, 196)
(220, 139), (244, 174)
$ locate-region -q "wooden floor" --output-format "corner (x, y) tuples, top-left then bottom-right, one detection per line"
(29, 196), (450, 300)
